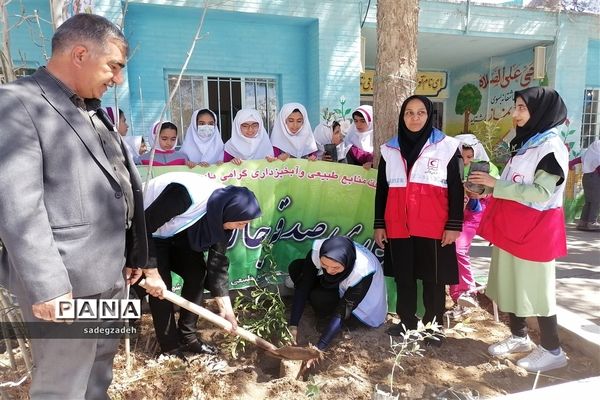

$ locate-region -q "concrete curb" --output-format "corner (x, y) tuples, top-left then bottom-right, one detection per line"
(489, 376), (600, 399)
(525, 305), (600, 369)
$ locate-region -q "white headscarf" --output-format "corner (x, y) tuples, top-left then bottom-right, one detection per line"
(180, 109), (224, 164)
(312, 122), (333, 157)
(312, 122), (349, 159)
(122, 136), (143, 162)
(148, 121), (176, 152)
(270, 103), (317, 158)
(454, 133), (490, 162)
(345, 105), (373, 153)
(224, 109), (274, 160)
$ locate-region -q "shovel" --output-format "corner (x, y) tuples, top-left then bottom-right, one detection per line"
(138, 280), (320, 361)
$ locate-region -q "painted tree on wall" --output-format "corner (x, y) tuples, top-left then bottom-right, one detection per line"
(455, 83), (482, 134)
(373, 0), (419, 166)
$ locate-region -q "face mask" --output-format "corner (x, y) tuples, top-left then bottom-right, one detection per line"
(197, 124), (214, 139)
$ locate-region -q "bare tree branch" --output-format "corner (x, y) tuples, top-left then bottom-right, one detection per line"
(0, 0), (17, 82)
(142, 0), (211, 193)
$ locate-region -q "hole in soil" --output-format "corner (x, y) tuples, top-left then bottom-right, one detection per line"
(256, 350), (282, 381)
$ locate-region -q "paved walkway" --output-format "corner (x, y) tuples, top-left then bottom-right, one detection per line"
(470, 224), (600, 324)
(470, 224), (600, 363)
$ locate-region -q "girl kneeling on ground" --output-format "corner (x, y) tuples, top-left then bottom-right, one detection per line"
(287, 236), (387, 365)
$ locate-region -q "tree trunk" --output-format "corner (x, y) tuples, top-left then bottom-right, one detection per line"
(463, 109), (471, 134)
(373, 0), (420, 167)
(49, 0), (66, 30)
(0, 0), (16, 83)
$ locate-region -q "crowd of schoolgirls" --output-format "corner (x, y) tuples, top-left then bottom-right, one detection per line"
(106, 102), (373, 167)
(128, 88), (571, 373)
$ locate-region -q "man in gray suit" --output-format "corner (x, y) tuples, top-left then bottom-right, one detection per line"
(0, 14), (157, 399)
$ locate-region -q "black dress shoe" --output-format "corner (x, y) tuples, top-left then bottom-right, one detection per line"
(166, 348), (188, 360)
(180, 341), (219, 355)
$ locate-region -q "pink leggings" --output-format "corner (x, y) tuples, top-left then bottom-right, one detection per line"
(449, 210), (483, 302)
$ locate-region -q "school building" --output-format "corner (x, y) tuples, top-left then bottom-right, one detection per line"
(4, 0), (599, 154)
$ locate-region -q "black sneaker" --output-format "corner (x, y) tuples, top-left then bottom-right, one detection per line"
(180, 340), (219, 355)
(385, 323), (415, 337)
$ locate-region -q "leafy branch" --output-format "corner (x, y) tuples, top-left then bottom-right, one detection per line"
(227, 240), (292, 358)
(387, 321), (442, 394)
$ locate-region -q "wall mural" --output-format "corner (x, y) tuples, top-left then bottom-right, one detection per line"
(445, 48), (538, 163)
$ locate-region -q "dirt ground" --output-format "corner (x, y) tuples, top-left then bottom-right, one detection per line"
(1, 293), (599, 399)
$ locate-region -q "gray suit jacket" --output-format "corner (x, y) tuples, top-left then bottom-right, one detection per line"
(0, 68), (147, 304)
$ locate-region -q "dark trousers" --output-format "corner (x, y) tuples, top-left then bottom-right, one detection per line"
(387, 237), (457, 331)
(143, 182), (207, 352)
(288, 258), (339, 318)
(18, 276), (126, 400)
(395, 280), (446, 330)
(509, 313), (560, 350)
(148, 234), (207, 352)
(581, 172), (600, 223)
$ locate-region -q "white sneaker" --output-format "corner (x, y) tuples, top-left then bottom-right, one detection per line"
(517, 347), (568, 372)
(446, 305), (468, 319)
(457, 293), (479, 308)
(488, 335), (535, 356)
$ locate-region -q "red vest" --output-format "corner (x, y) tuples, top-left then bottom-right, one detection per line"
(380, 130), (460, 239)
(477, 130), (568, 262)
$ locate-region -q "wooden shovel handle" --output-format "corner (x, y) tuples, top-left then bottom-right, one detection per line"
(138, 279), (278, 352)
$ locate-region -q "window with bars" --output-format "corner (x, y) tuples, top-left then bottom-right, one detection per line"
(168, 75), (278, 143)
(581, 88), (600, 149)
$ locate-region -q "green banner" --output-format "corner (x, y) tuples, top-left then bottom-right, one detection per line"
(139, 159), (379, 288)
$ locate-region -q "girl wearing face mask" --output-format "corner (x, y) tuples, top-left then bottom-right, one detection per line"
(223, 109), (274, 165)
(181, 109), (224, 168)
(141, 121), (188, 166)
(270, 103), (318, 161)
(345, 105), (374, 169)
(374, 95), (463, 345)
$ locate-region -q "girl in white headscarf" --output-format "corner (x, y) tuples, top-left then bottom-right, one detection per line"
(345, 105), (374, 169)
(449, 133), (498, 314)
(270, 103), (318, 161)
(141, 121), (188, 166)
(181, 109), (224, 168)
(312, 121), (347, 162)
(454, 133), (490, 162)
(223, 109), (274, 165)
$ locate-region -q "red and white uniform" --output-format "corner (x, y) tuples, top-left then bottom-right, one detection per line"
(380, 129), (460, 239)
(478, 129), (568, 262)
